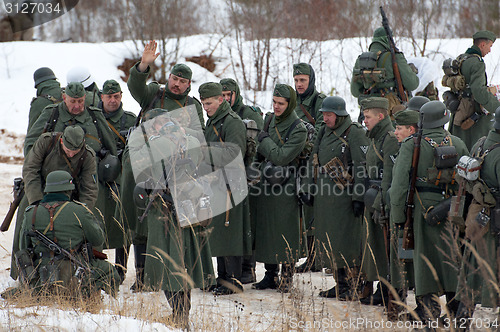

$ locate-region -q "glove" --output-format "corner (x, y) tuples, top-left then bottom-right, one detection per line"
(372, 209), (388, 225)
(257, 131), (270, 143)
(352, 201), (364, 218)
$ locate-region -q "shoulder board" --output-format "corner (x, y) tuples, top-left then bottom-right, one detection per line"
(30, 97), (37, 105)
(74, 200), (87, 207)
(227, 111), (240, 120)
(350, 122), (363, 129)
(85, 146), (97, 156)
(317, 93), (326, 99)
(25, 205), (35, 212)
(88, 106), (103, 112)
(123, 110), (137, 118)
(388, 131), (396, 138)
(402, 135), (413, 143)
(249, 106), (261, 113)
(44, 103), (59, 110)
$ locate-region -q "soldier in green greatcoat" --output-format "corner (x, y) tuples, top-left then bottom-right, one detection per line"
(220, 77), (263, 284)
(27, 67), (62, 133)
(16, 171), (119, 299)
(11, 126), (98, 280)
(220, 78), (263, 130)
(127, 40), (205, 129)
(454, 107), (500, 324)
(127, 110), (214, 327)
(351, 27), (419, 121)
(292, 63), (325, 274)
(66, 66), (101, 107)
(358, 97), (399, 307)
(251, 84), (307, 292)
(200, 82), (250, 295)
(309, 96), (368, 300)
(448, 30), (500, 151)
(97, 79), (137, 282)
(390, 101), (468, 321)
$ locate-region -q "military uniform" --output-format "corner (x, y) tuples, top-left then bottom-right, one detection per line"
(18, 171), (119, 298)
(66, 66), (101, 108)
(127, 62), (205, 129)
(28, 67), (62, 133)
(449, 31), (500, 150)
(11, 126), (97, 280)
(390, 101), (468, 320)
(24, 85), (117, 157)
(455, 110), (500, 317)
(252, 84), (307, 291)
(358, 97), (399, 307)
(351, 27), (419, 115)
(201, 83), (250, 294)
(311, 96), (368, 299)
(127, 111), (214, 323)
(292, 63), (325, 273)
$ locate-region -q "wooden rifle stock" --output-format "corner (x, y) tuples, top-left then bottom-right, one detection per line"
(1, 186), (24, 232)
(402, 125), (423, 250)
(380, 6), (407, 103)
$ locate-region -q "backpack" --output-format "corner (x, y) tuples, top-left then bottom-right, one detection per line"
(422, 135), (458, 186)
(352, 51), (391, 90)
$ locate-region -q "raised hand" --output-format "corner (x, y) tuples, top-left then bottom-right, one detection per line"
(138, 40), (160, 72)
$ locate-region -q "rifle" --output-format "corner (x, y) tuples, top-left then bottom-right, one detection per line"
(380, 6), (408, 103)
(402, 112), (423, 250)
(27, 229), (91, 280)
(1, 178), (25, 232)
(379, 190), (396, 319)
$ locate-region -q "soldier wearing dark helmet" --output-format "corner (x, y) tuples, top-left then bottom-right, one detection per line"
(393, 96), (429, 143)
(28, 67), (62, 133)
(309, 96), (369, 300)
(390, 101), (468, 322)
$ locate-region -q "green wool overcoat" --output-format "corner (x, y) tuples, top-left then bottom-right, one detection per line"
(127, 62), (205, 130)
(98, 104), (136, 249)
(27, 80), (62, 133)
(128, 130), (215, 292)
(252, 111), (307, 264)
(312, 117), (368, 269)
(457, 130), (500, 308)
(361, 116), (399, 282)
(204, 101), (251, 257)
(390, 128), (468, 296)
(449, 45), (500, 150)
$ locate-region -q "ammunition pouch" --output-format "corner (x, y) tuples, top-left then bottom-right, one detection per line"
(353, 51), (387, 88)
(442, 74), (466, 93)
(424, 196), (452, 226)
(38, 263), (60, 286)
(426, 167), (456, 186)
(320, 156), (353, 189)
(14, 248), (37, 285)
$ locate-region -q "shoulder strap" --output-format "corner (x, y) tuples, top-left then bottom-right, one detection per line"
(263, 114), (274, 133)
(212, 115), (227, 144)
(283, 119), (302, 143)
(372, 132), (389, 162)
(87, 109), (104, 146)
(299, 104), (316, 126)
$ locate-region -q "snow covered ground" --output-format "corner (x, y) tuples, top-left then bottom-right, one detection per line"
(1, 35), (500, 330)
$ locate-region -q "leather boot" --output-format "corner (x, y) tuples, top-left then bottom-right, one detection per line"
(253, 264), (279, 290)
(444, 292), (460, 319)
(296, 236), (319, 273)
(115, 246), (130, 285)
(130, 244), (146, 292)
(359, 281), (373, 299)
(213, 256), (244, 295)
(278, 263), (294, 293)
(165, 290), (191, 329)
(338, 266), (363, 301)
(241, 252), (256, 284)
(410, 294), (441, 322)
(360, 281), (388, 306)
(319, 268), (348, 298)
(455, 301), (475, 332)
